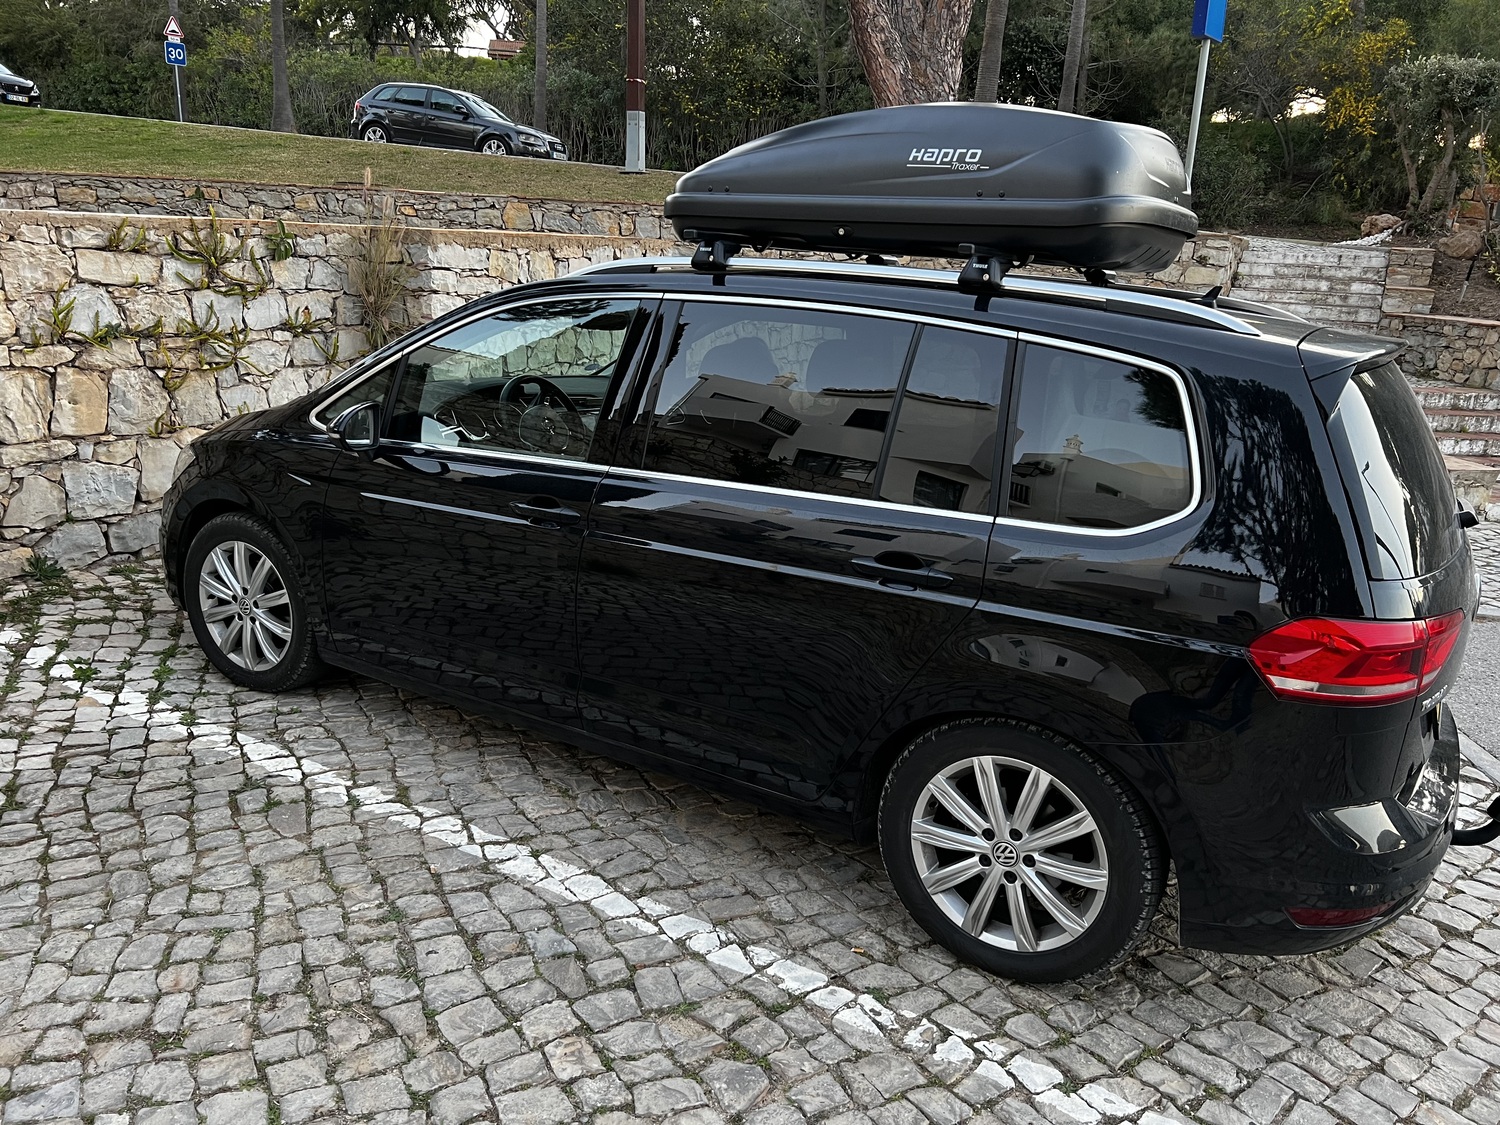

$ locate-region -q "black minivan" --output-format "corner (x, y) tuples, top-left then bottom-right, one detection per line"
(161, 107), (1485, 982)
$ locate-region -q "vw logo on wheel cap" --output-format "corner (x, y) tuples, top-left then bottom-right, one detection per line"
(992, 841), (1019, 867)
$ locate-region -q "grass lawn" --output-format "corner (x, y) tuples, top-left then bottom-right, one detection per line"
(0, 107), (680, 205)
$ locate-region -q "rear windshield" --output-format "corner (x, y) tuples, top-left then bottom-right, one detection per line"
(1325, 360), (1459, 580)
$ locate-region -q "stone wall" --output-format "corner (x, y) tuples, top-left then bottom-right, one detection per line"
(0, 209), (678, 577)
(1384, 312), (1500, 388)
(0, 172), (669, 239)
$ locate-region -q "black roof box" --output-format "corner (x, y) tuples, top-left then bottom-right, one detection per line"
(665, 104), (1197, 273)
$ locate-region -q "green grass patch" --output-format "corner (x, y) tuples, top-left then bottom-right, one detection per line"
(0, 107), (679, 206)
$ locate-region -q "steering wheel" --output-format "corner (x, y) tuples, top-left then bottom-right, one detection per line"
(499, 374), (579, 414)
(498, 374), (584, 454)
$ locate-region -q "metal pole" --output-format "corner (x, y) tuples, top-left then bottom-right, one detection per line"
(174, 65), (184, 123)
(1184, 37), (1211, 193)
(624, 0), (645, 173)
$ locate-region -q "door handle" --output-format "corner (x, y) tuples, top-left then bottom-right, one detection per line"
(511, 498), (581, 528)
(851, 553), (953, 590)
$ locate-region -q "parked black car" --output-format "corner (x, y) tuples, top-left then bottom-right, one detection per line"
(351, 83), (566, 159)
(0, 62), (41, 106)
(162, 107), (1485, 982)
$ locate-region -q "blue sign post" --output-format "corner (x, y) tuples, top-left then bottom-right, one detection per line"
(164, 15), (185, 123)
(1184, 0), (1227, 192)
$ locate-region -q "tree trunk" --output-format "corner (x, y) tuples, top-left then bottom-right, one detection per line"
(270, 0), (297, 133)
(533, 0), (548, 132)
(1418, 110), (1458, 217)
(1073, 24), (1089, 112)
(815, 0), (829, 117)
(848, 0), (977, 106)
(973, 0), (1009, 102)
(1057, 0), (1088, 113)
(1350, 0), (1365, 31)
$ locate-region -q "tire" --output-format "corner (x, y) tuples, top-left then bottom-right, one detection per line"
(362, 124), (388, 143)
(480, 137), (511, 156)
(183, 512), (325, 693)
(878, 718), (1164, 982)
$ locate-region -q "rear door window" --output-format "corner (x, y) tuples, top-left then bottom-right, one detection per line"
(1325, 360), (1460, 579)
(640, 302), (915, 499)
(1006, 343), (1195, 530)
(390, 87), (429, 107)
(879, 327), (1010, 515)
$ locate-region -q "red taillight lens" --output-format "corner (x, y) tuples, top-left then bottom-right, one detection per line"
(355, 100), (364, 113)
(1248, 611), (1465, 706)
(1286, 903), (1392, 928)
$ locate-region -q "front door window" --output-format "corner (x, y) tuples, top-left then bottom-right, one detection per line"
(387, 298), (641, 461)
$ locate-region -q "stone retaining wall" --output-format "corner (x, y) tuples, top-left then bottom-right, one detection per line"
(1384, 312), (1500, 388)
(0, 209), (678, 577)
(0, 171), (669, 239)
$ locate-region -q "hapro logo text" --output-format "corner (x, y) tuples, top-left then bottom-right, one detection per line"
(907, 146), (986, 170)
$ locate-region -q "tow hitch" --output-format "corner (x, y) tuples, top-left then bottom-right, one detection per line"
(1453, 795), (1500, 846)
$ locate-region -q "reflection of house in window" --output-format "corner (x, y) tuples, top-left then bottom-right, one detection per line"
(793, 449), (878, 482)
(913, 471), (967, 511)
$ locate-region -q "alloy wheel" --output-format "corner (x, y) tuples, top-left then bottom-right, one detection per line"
(482, 139), (507, 156)
(363, 126), (387, 143)
(197, 540), (293, 672)
(909, 755), (1109, 953)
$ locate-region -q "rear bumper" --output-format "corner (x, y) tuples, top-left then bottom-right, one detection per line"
(1175, 702), (1462, 955)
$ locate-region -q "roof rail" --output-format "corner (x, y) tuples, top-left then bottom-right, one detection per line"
(571, 256), (1263, 336)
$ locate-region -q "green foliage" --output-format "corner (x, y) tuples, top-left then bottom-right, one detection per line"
(1387, 55), (1500, 223)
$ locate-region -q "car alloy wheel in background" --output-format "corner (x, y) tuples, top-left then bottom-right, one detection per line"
(362, 125), (388, 143)
(481, 138), (510, 156)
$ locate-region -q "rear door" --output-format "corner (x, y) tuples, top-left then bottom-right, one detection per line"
(574, 298), (1010, 801)
(385, 86), (431, 142)
(319, 295), (657, 722)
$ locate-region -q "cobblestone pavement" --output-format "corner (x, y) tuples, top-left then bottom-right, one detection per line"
(1469, 525), (1500, 620)
(4, 561), (1500, 1125)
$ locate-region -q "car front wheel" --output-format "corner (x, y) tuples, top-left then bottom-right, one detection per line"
(878, 718), (1165, 982)
(184, 512), (325, 692)
(362, 124), (388, 143)
(480, 137), (510, 156)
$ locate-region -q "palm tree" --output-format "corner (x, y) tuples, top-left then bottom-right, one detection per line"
(271, 0), (297, 133)
(973, 0), (1009, 102)
(1057, 0), (1087, 113)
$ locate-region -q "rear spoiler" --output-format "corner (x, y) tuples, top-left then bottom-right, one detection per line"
(1298, 327), (1408, 413)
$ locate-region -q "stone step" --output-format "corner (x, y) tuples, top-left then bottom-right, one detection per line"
(1422, 408), (1500, 432)
(1411, 383), (1500, 413)
(1437, 432), (1500, 457)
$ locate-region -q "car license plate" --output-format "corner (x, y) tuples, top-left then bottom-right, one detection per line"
(5, 94), (27, 103)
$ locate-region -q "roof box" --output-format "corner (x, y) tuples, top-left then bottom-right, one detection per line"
(664, 104), (1197, 274)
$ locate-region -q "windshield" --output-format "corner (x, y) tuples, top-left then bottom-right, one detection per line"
(463, 94), (510, 123)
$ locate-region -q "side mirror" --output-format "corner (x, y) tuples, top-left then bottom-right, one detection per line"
(1458, 498), (1481, 530)
(331, 401), (381, 454)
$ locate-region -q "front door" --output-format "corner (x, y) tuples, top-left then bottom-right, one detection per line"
(575, 300), (1011, 802)
(321, 295), (656, 722)
(425, 89), (479, 149)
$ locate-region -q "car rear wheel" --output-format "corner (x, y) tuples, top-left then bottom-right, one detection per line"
(878, 718), (1164, 982)
(362, 124), (388, 143)
(480, 137), (511, 156)
(184, 513), (325, 693)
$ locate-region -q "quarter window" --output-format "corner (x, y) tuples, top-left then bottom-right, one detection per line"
(641, 303), (915, 499)
(314, 363), (396, 428)
(1006, 344), (1193, 529)
(880, 327), (1010, 515)
(386, 299), (640, 461)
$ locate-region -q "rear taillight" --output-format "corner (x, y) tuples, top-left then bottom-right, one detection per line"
(1286, 903), (1392, 927)
(354, 100), (364, 113)
(1247, 611), (1465, 706)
